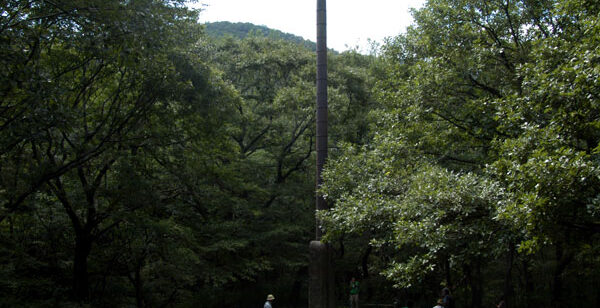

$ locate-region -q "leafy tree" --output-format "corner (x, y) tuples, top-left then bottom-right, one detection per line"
(0, 0), (239, 304)
(490, 0), (600, 305)
(320, 0), (600, 307)
(0, 1), (417, 307)
(0, 0), (197, 220)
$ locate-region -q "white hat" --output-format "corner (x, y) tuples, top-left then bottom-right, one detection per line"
(267, 294), (275, 300)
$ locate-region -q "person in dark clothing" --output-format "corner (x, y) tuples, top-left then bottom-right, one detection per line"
(441, 288), (454, 308)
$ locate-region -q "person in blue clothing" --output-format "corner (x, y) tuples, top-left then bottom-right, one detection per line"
(264, 294), (275, 308)
(441, 288), (454, 308)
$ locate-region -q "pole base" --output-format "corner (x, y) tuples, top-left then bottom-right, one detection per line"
(309, 240), (335, 308)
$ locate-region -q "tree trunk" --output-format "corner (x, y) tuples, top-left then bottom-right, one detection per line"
(360, 245), (371, 278)
(444, 255), (452, 288)
(466, 261), (483, 308)
(73, 232), (93, 301)
(551, 243), (573, 308)
(596, 280), (600, 308)
(521, 257), (534, 308)
(474, 260), (483, 308)
(291, 267), (307, 308)
(360, 246), (373, 301)
(503, 242), (515, 308)
(134, 265), (145, 308)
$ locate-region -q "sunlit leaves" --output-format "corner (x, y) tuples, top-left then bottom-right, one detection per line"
(490, 0), (600, 251)
(321, 0), (600, 297)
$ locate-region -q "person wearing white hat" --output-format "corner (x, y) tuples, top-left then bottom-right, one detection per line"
(264, 294), (275, 308)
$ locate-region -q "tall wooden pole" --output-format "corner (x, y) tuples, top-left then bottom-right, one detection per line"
(309, 1), (334, 307)
(315, 0), (328, 233)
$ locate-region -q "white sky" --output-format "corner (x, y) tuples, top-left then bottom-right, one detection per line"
(192, 0), (426, 52)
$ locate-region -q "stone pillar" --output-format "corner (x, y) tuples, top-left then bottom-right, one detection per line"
(311, 1), (334, 307)
(309, 241), (335, 308)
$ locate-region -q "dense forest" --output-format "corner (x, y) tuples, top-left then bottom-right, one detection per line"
(0, 0), (598, 308)
(204, 21), (318, 51)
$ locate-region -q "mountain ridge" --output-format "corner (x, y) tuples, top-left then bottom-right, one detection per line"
(203, 21), (317, 51)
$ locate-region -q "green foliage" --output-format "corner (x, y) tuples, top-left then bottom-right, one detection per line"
(321, 0), (600, 307)
(6, 0), (598, 306)
(0, 0), (241, 305)
(205, 21), (318, 51)
(491, 0), (600, 252)
(0, 5), (379, 303)
(195, 33), (378, 306)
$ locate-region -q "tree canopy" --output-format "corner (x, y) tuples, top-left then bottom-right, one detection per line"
(320, 0), (600, 307)
(1, 0), (599, 307)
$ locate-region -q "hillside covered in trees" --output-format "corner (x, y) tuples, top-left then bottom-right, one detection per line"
(1, 0), (599, 308)
(204, 21), (318, 51)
